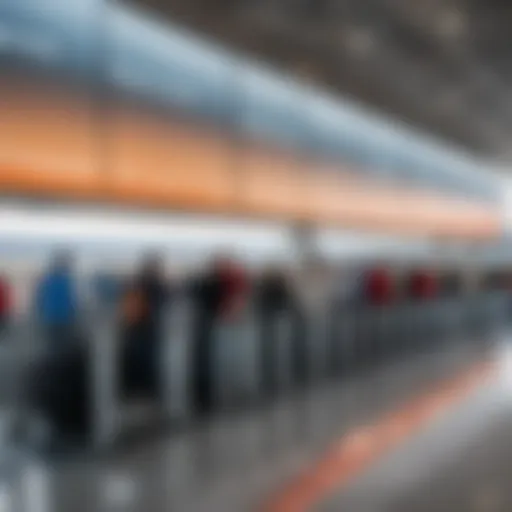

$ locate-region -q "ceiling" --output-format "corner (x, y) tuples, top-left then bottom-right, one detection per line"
(130, 0), (512, 161)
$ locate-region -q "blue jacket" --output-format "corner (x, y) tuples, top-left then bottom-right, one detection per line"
(36, 270), (77, 325)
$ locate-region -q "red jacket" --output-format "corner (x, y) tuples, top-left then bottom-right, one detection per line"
(365, 268), (393, 305)
(0, 278), (12, 317)
(409, 272), (437, 300)
(219, 265), (250, 319)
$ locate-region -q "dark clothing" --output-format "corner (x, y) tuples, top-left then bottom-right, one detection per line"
(189, 267), (250, 414)
(120, 274), (170, 398)
(408, 271), (437, 301)
(43, 324), (76, 354)
(134, 274), (169, 323)
(189, 273), (224, 414)
(30, 343), (90, 437)
(255, 274), (297, 394)
(191, 266), (251, 324)
(122, 273), (170, 339)
(0, 278), (11, 318)
(191, 273), (225, 321)
(0, 279), (11, 340)
(255, 275), (293, 315)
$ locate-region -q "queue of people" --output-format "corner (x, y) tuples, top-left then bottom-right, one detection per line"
(1, 250), (510, 443)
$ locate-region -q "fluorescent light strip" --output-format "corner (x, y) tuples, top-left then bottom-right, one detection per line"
(316, 229), (433, 259)
(0, 205), (295, 259)
(0, 205), (440, 263)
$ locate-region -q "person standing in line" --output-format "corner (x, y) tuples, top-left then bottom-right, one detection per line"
(0, 274), (12, 339)
(35, 251), (79, 353)
(255, 265), (296, 395)
(363, 263), (394, 361)
(189, 254), (250, 414)
(120, 254), (172, 397)
(406, 267), (438, 347)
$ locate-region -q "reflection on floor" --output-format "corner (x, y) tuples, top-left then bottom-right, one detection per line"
(321, 343), (512, 512)
(0, 342), (501, 512)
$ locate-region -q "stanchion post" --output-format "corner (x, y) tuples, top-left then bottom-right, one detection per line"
(90, 308), (119, 452)
(160, 298), (193, 424)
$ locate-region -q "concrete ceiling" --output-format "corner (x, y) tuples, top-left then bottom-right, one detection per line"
(128, 0), (512, 160)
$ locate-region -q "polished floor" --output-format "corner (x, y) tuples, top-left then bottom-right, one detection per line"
(320, 343), (512, 512)
(0, 339), (505, 512)
(326, 410), (512, 512)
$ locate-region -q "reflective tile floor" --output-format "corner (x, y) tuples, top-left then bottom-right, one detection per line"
(0, 340), (503, 512)
(320, 342), (512, 512)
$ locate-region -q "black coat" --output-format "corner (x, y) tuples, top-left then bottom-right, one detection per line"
(255, 275), (294, 316)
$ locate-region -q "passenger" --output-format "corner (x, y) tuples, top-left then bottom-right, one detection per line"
(120, 254), (171, 397)
(363, 263), (394, 361)
(365, 263), (394, 307)
(189, 255), (250, 414)
(256, 265), (294, 317)
(35, 251), (78, 352)
(255, 265), (296, 395)
(407, 268), (437, 347)
(0, 275), (12, 338)
(408, 268), (437, 302)
(218, 258), (251, 321)
(390, 269), (409, 353)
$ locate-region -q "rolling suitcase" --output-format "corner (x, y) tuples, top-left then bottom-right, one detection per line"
(29, 343), (90, 438)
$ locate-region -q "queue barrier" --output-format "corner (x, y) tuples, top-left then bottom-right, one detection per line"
(89, 306), (118, 450)
(462, 294), (491, 343)
(273, 313), (295, 392)
(88, 296), (195, 450)
(384, 303), (406, 358)
(329, 305), (356, 375)
(3, 286), (510, 453)
(351, 304), (404, 366)
(305, 304), (331, 381)
(425, 300), (445, 346)
(211, 309), (260, 410)
(353, 307), (372, 365)
(0, 316), (47, 448)
(0, 322), (10, 346)
(485, 291), (510, 337)
(0, 322), (20, 443)
(468, 293), (497, 340)
(405, 302), (430, 353)
(160, 299), (194, 423)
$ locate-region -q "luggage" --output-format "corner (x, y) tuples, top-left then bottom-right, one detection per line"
(120, 324), (161, 399)
(29, 343), (90, 437)
(291, 311), (309, 386)
(28, 327), (162, 438)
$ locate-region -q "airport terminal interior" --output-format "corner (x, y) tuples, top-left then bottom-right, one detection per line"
(3, 1), (512, 511)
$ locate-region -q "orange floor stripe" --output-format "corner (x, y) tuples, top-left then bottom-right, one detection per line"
(262, 359), (494, 512)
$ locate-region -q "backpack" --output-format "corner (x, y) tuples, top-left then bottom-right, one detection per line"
(121, 286), (148, 324)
